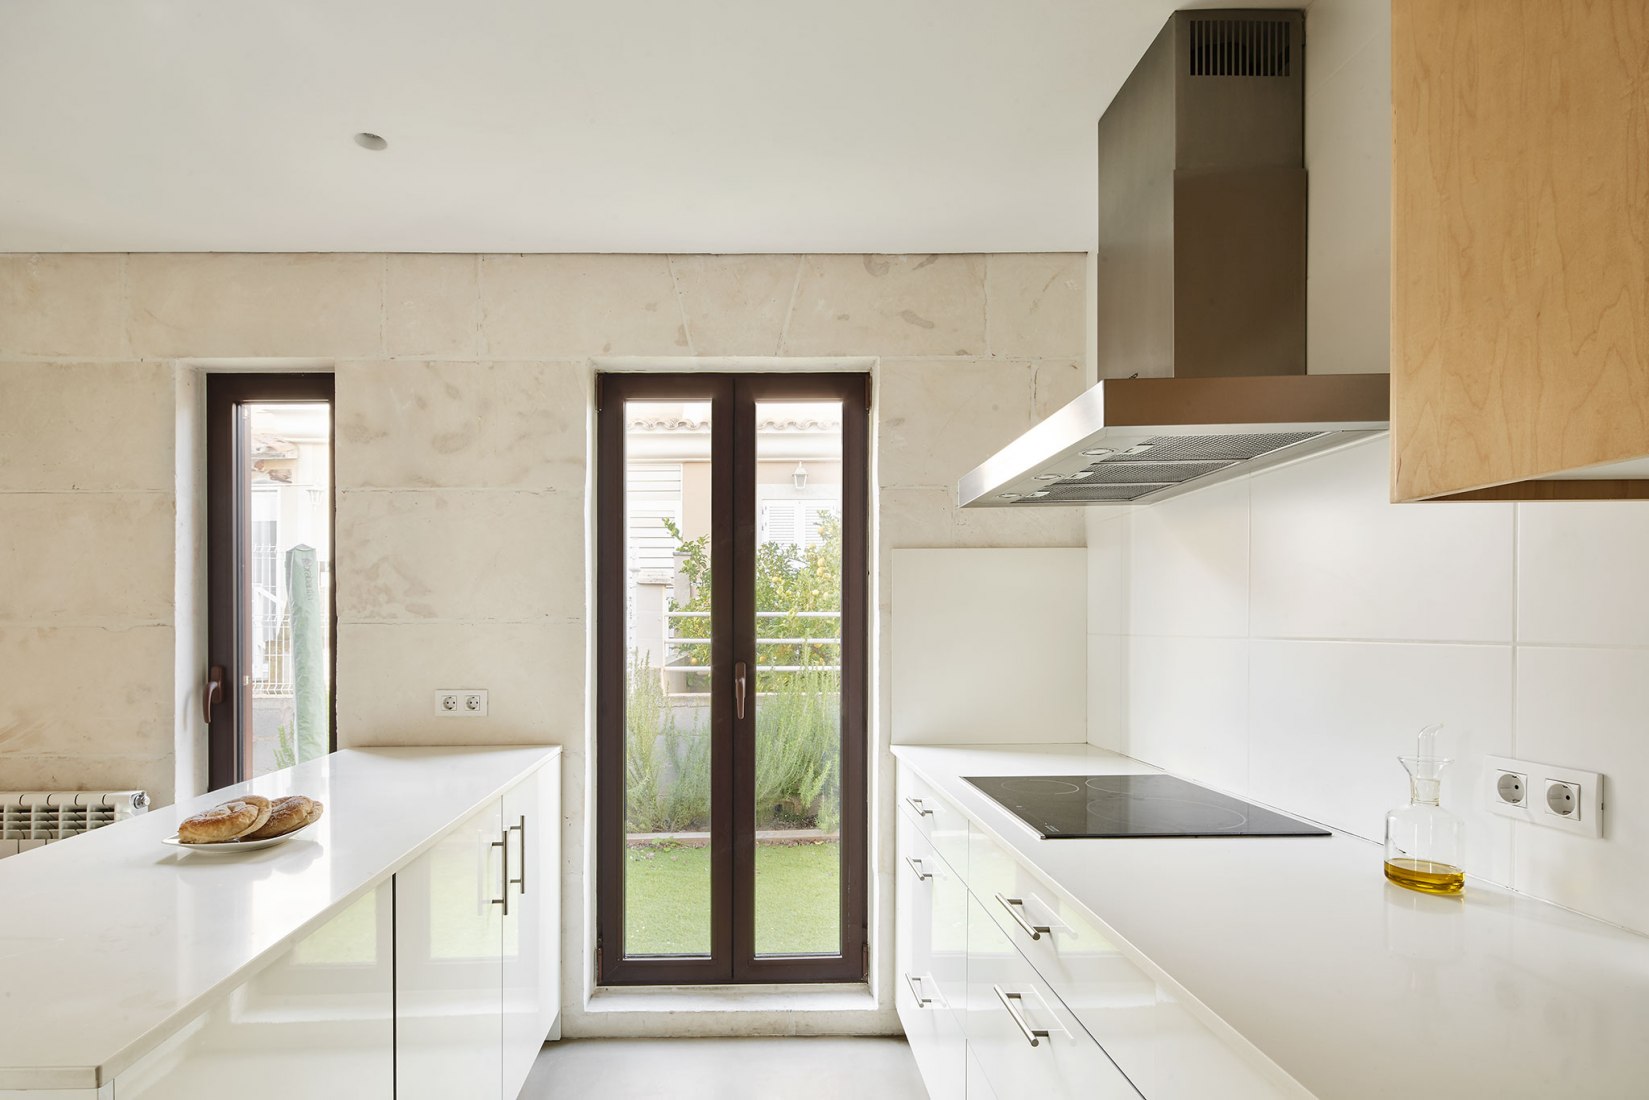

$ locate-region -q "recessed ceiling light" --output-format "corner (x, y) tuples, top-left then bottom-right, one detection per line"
(354, 132), (388, 151)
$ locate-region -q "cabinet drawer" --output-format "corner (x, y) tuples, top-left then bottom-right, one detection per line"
(964, 891), (1141, 1100)
(898, 765), (970, 875)
(896, 811), (967, 1099)
(971, 827), (1296, 1099)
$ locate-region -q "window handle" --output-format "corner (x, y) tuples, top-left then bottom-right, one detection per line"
(203, 666), (225, 725)
(734, 661), (748, 719)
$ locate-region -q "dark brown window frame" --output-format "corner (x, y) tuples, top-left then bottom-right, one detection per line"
(205, 373), (338, 791)
(596, 371), (869, 985)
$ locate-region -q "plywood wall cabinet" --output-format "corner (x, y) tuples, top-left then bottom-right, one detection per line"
(1391, 0), (1649, 502)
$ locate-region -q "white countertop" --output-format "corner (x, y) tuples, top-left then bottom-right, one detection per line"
(0, 745), (559, 1091)
(893, 743), (1649, 1100)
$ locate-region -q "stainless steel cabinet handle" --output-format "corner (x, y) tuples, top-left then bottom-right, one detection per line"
(508, 814), (527, 895)
(490, 831), (510, 916)
(904, 855), (933, 881)
(905, 972), (934, 1008)
(993, 985), (1051, 1048)
(994, 893), (1051, 940)
(904, 796), (934, 817)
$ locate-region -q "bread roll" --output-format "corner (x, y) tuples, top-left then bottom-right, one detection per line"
(242, 795), (314, 840)
(302, 800), (324, 826)
(233, 795), (273, 837)
(179, 801), (261, 844)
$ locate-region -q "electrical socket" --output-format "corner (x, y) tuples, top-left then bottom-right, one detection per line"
(433, 689), (488, 717)
(1486, 755), (1603, 838)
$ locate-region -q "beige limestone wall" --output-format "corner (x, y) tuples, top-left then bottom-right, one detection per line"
(0, 250), (1085, 1034)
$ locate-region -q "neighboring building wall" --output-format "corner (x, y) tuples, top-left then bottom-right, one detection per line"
(0, 248), (1087, 1035)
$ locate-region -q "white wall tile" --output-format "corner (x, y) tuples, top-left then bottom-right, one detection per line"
(1514, 646), (1649, 935)
(985, 253), (1086, 360)
(1305, 23), (1391, 377)
(384, 255), (480, 359)
(479, 254), (686, 359)
(0, 255), (128, 358)
(1085, 510), (1130, 635)
(670, 255), (799, 357)
(1087, 633), (1127, 753)
(1250, 437), (1514, 641)
(783, 254), (986, 357)
(0, 492), (174, 623)
(1249, 639), (1514, 884)
(1517, 503), (1649, 647)
(1126, 635), (1249, 794)
(1129, 475), (1250, 638)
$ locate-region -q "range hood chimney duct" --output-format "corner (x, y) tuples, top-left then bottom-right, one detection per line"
(959, 9), (1389, 509)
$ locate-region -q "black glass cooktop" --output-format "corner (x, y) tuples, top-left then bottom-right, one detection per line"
(964, 774), (1331, 839)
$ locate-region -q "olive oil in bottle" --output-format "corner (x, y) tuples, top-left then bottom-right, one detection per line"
(1384, 724), (1466, 896)
(1383, 856), (1465, 895)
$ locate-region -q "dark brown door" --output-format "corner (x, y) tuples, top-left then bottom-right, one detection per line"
(205, 373), (336, 790)
(596, 372), (869, 984)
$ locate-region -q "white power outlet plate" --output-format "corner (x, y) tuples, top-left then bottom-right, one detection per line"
(433, 689), (488, 717)
(1485, 755), (1603, 838)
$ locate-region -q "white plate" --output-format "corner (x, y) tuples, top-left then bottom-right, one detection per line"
(163, 819), (318, 853)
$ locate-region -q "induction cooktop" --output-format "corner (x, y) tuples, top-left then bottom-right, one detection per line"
(964, 774), (1331, 839)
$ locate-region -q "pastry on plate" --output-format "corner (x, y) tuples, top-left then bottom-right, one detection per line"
(178, 799), (263, 844)
(242, 795), (315, 840)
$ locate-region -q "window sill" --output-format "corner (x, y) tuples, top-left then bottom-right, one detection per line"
(584, 983), (876, 1016)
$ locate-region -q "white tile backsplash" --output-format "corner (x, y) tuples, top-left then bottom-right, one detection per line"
(1517, 503), (1649, 647)
(1094, 431), (1649, 933)
(1127, 635), (1249, 795)
(1249, 639), (1515, 885)
(1514, 647), (1649, 934)
(1250, 438), (1515, 642)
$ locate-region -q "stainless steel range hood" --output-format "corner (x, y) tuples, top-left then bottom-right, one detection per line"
(960, 9), (1390, 508)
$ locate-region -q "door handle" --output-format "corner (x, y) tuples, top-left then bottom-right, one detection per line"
(994, 893), (1052, 941)
(203, 666), (225, 724)
(491, 830), (510, 917)
(993, 985), (1051, 1048)
(734, 660), (748, 719)
(508, 815), (527, 895)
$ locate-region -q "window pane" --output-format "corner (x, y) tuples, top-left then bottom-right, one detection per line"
(244, 402), (331, 779)
(623, 401), (713, 957)
(752, 400), (843, 957)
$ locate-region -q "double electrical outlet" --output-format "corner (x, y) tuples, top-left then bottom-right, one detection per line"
(433, 689), (489, 717)
(1485, 754), (1604, 838)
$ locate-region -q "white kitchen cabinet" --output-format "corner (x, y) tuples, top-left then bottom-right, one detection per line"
(113, 881), (394, 1099)
(501, 757), (562, 1100)
(395, 797), (505, 1100)
(895, 805), (967, 1100)
(964, 891), (1140, 1099)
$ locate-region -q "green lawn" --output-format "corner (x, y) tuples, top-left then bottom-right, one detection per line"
(625, 841), (841, 957)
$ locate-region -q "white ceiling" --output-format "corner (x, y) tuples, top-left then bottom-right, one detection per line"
(0, 0), (1300, 254)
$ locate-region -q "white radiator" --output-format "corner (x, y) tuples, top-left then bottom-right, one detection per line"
(0, 790), (150, 859)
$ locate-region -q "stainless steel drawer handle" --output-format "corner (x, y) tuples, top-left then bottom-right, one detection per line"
(993, 985), (1051, 1048)
(994, 893), (1052, 940)
(904, 855), (933, 881)
(904, 796), (935, 817)
(905, 971), (934, 1008)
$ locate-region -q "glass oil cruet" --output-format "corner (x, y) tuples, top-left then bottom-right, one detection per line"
(1383, 723), (1465, 895)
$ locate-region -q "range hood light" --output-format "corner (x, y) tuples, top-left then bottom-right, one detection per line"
(1028, 490), (1051, 498)
(1081, 448), (1114, 457)
(1033, 473), (1063, 481)
(999, 492), (1022, 501)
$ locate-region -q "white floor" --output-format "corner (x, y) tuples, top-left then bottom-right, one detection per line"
(522, 1037), (928, 1099)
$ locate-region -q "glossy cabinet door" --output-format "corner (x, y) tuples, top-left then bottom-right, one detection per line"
(895, 808), (966, 1099)
(113, 881), (394, 1099)
(395, 798), (505, 1100)
(502, 759), (562, 1100)
(963, 891), (1140, 1100)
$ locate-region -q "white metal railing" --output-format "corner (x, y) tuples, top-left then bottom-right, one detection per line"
(662, 609), (841, 681)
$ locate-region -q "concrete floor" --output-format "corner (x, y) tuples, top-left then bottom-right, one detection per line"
(522, 1037), (928, 1099)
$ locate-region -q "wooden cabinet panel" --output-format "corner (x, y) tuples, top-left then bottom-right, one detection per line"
(502, 759), (562, 1100)
(395, 800), (504, 1100)
(1392, 0), (1649, 501)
